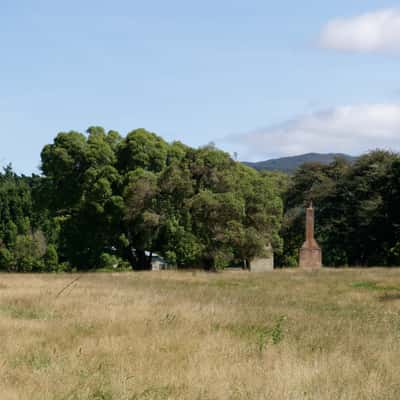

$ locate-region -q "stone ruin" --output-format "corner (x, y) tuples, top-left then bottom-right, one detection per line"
(299, 202), (322, 268)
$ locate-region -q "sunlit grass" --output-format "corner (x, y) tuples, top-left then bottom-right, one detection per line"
(1, 269), (400, 399)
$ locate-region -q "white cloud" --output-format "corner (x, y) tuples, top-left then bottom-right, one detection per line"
(221, 104), (400, 161)
(319, 9), (400, 53)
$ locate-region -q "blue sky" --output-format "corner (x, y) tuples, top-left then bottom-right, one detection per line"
(1, 0), (400, 174)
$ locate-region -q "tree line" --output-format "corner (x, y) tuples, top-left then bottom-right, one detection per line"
(0, 128), (399, 271)
(278, 150), (400, 267)
(0, 128), (282, 271)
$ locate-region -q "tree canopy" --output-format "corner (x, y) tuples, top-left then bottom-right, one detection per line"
(1, 128), (399, 271)
(0, 128), (283, 271)
(278, 150), (400, 267)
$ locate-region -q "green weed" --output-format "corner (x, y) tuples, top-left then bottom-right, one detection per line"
(11, 349), (51, 370)
(351, 281), (379, 290)
(223, 315), (287, 351)
(0, 302), (55, 320)
(160, 312), (177, 326)
(89, 389), (113, 400)
(352, 281), (400, 292)
(130, 385), (176, 400)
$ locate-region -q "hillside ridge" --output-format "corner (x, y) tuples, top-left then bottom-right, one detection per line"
(243, 152), (357, 173)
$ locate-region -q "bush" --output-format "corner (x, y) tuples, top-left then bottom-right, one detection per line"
(117, 260), (131, 270)
(213, 249), (234, 270)
(99, 253), (120, 270)
(13, 233), (48, 272)
(44, 244), (59, 271)
(0, 248), (15, 271)
(164, 251), (177, 266)
(56, 262), (71, 273)
(18, 256), (36, 272)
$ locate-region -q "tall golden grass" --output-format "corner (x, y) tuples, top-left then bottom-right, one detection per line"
(1, 269), (400, 399)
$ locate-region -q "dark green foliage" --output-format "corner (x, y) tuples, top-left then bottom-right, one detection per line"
(36, 128), (283, 270)
(0, 248), (14, 271)
(117, 129), (168, 173)
(0, 166), (57, 271)
(99, 253), (120, 269)
(2, 129), (400, 270)
(3, 129), (400, 271)
(43, 244), (58, 271)
(278, 150), (400, 267)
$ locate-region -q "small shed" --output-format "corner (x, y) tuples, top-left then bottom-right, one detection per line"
(151, 253), (168, 271)
(250, 245), (274, 272)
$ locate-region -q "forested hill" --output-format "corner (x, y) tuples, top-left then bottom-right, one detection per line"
(244, 153), (357, 173)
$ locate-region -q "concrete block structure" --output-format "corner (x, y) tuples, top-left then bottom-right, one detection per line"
(250, 245), (274, 271)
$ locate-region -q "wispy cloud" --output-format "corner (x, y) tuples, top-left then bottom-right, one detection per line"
(221, 104), (400, 161)
(319, 9), (400, 53)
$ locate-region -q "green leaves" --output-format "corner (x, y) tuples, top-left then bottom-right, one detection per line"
(34, 127), (285, 270)
(118, 129), (169, 173)
(280, 150), (400, 267)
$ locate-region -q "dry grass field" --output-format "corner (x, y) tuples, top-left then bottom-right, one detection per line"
(1, 269), (400, 400)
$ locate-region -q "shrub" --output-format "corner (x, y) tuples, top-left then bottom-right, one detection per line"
(0, 248), (15, 271)
(14, 234), (47, 272)
(99, 253), (120, 269)
(44, 244), (59, 271)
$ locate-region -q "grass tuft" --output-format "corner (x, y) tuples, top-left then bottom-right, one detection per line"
(0, 298), (56, 320)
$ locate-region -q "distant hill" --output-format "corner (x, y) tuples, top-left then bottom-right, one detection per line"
(243, 153), (357, 173)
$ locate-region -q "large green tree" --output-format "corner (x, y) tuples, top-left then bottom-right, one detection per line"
(39, 128), (283, 270)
